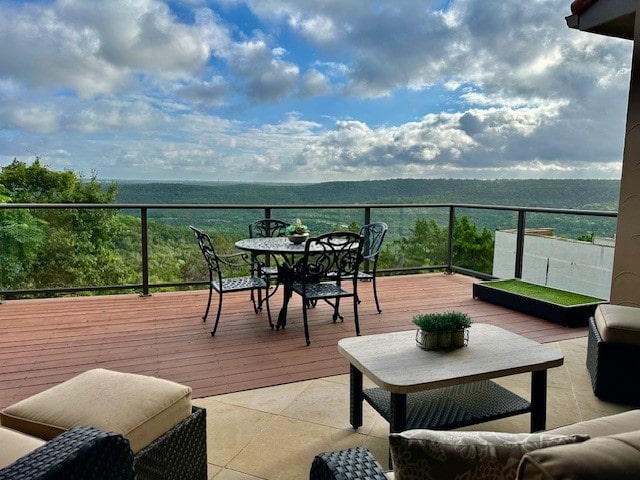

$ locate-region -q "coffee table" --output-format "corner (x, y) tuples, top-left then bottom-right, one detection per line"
(338, 324), (564, 434)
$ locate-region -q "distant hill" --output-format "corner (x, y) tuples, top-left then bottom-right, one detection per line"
(115, 178), (619, 211)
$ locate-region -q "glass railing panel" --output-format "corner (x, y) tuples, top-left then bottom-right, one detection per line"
(452, 207), (519, 277)
(521, 211), (615, 300)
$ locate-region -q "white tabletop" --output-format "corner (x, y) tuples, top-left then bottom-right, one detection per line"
(338, 323), (564, 394)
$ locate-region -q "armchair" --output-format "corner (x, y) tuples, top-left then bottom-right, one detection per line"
(190, 225), (272, 334)
(248, 219), (290, 312)
(288, 232), (363, 345)
(358, 222), (388, 313)
(0, 426), (135, 480)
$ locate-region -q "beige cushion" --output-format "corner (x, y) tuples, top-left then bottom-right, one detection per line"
(594, 304), (640, 345)
(0, 368), (192, 453)
(518, 430), (640, 480)
(389, 429), (588, 480)
(549, 409), (640, 437)
(0, 425), (46, 469)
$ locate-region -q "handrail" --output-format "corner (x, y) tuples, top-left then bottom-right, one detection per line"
(0, 202), (618, 298)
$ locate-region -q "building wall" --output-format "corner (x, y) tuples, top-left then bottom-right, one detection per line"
(611, 9), (640, 307)
(493, 230), (614, 300)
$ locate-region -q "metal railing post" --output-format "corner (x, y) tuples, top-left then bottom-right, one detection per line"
(446, 206), (455, 273)
(140, 207), (151, 297)
(364, 207), (371, 226)
(515, 210), (526, 279)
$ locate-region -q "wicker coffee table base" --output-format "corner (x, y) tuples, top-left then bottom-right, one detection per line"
(363, 379), (532, 431)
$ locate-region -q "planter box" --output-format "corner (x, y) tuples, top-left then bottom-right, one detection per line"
(472, 280), (607, 327)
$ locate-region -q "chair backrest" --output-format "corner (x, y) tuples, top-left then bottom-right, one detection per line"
(359, 222), (388, 261)
(249, 219), (290, 238)
(299, 232), (363, 280)
(189, 225), (222, 277)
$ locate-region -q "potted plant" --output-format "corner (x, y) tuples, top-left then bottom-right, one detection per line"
(412, 311), (472, 350)
(449, 311), (472, 347)
(286, 218), (310, 244)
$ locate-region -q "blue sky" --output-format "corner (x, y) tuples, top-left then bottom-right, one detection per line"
(0, 0), (633, 182)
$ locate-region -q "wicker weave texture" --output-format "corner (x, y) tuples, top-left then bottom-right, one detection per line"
(587, 317), (640, 405)
(363, 380), (531, 431)
(0, 426), (135, 480)
(310, 447), (388, 480)
(134, 406), (207, 480)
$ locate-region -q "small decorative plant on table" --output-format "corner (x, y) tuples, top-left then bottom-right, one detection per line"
(286, 218), (310, 244)
(413, 310), (472, 350)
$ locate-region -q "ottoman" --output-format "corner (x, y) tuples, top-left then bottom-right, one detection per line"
(0, 368), (207, 480)
(587, 304), (640, 405)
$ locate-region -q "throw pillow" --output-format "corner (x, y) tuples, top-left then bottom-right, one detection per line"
(389, 429), (589, 480)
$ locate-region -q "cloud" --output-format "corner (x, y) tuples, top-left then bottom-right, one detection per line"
(0, 0), (633, 182)
(0, 0), (214, 97)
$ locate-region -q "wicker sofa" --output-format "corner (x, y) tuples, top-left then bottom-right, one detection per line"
(0, 425), (135, 479)
(0, 369), (207, 480)
(587, 304), (640, 404)
(310, 410), (640, 479)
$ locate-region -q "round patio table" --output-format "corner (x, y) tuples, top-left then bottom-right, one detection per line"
(235, 236), (357, 329)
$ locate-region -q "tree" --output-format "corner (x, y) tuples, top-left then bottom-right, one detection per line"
(452, 215), (494, 274)
(0, 185), (46, 290)
(0, 158), (134, 291)
(388, 218), (448, 268)
(387, 215), (494, 274)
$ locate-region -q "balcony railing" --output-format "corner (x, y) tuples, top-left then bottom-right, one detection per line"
(0, 202), (617, 299)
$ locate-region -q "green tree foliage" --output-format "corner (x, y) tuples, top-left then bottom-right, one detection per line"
(452, 216), (494, 274)
(0, 158), (134, 291)
(387, 219), (448, 268)
(385, 215), (494, 274)
(0, 185), (46, 289)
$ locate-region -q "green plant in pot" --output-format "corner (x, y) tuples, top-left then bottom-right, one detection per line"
(286, 218), (310, 244)
(413, 311), (472, 350)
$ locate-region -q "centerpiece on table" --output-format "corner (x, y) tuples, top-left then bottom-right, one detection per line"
(413, 311), (472, 350)
(286, 218), (310, 244)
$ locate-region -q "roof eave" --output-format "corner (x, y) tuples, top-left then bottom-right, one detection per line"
(566, 0), (635, 40)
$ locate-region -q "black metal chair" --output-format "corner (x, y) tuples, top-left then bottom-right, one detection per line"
(189, 226), (271, 335)
(288, 232), (363, 346)
(357, 222), (388, 313)
(248, 219), (290, 311)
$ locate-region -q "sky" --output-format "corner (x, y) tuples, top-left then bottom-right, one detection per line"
(0, 0), (634, 183)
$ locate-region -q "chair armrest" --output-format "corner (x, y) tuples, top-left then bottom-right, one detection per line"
(310, 447), (389, 480)
(218, 251), (260, 270)
(0, 426), (135, 480)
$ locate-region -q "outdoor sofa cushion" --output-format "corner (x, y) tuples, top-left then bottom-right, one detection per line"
(0, 368), (192, 453)
(593, 304), (640, 346)
(518, 430), (640, 479)
(388, 429), (588, 480)
(0, 425), (45, 469)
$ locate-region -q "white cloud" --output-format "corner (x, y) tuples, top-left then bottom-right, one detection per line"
(0, 0), (633, 182)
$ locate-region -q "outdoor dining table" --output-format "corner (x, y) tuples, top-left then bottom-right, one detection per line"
(235, 237), (315, 329)
(234, 236), (358, 329)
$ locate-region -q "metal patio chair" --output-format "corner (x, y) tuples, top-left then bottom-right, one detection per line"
(248, 219), (290, 311)
(189, 225), (271, 335)
(288, 232), (363, 345)
(358, 222), (388, 313)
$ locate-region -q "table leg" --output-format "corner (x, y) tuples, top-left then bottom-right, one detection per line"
(530, 369), (547, 432)
(350, 364), (363, 429)
(276, 266), (294, 329)
(389, 393), (407, 433)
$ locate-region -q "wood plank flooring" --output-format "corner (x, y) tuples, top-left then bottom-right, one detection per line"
(0, 273), (587, 407)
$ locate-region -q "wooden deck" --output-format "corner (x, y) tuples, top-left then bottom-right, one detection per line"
(0, 273), (587, 408)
